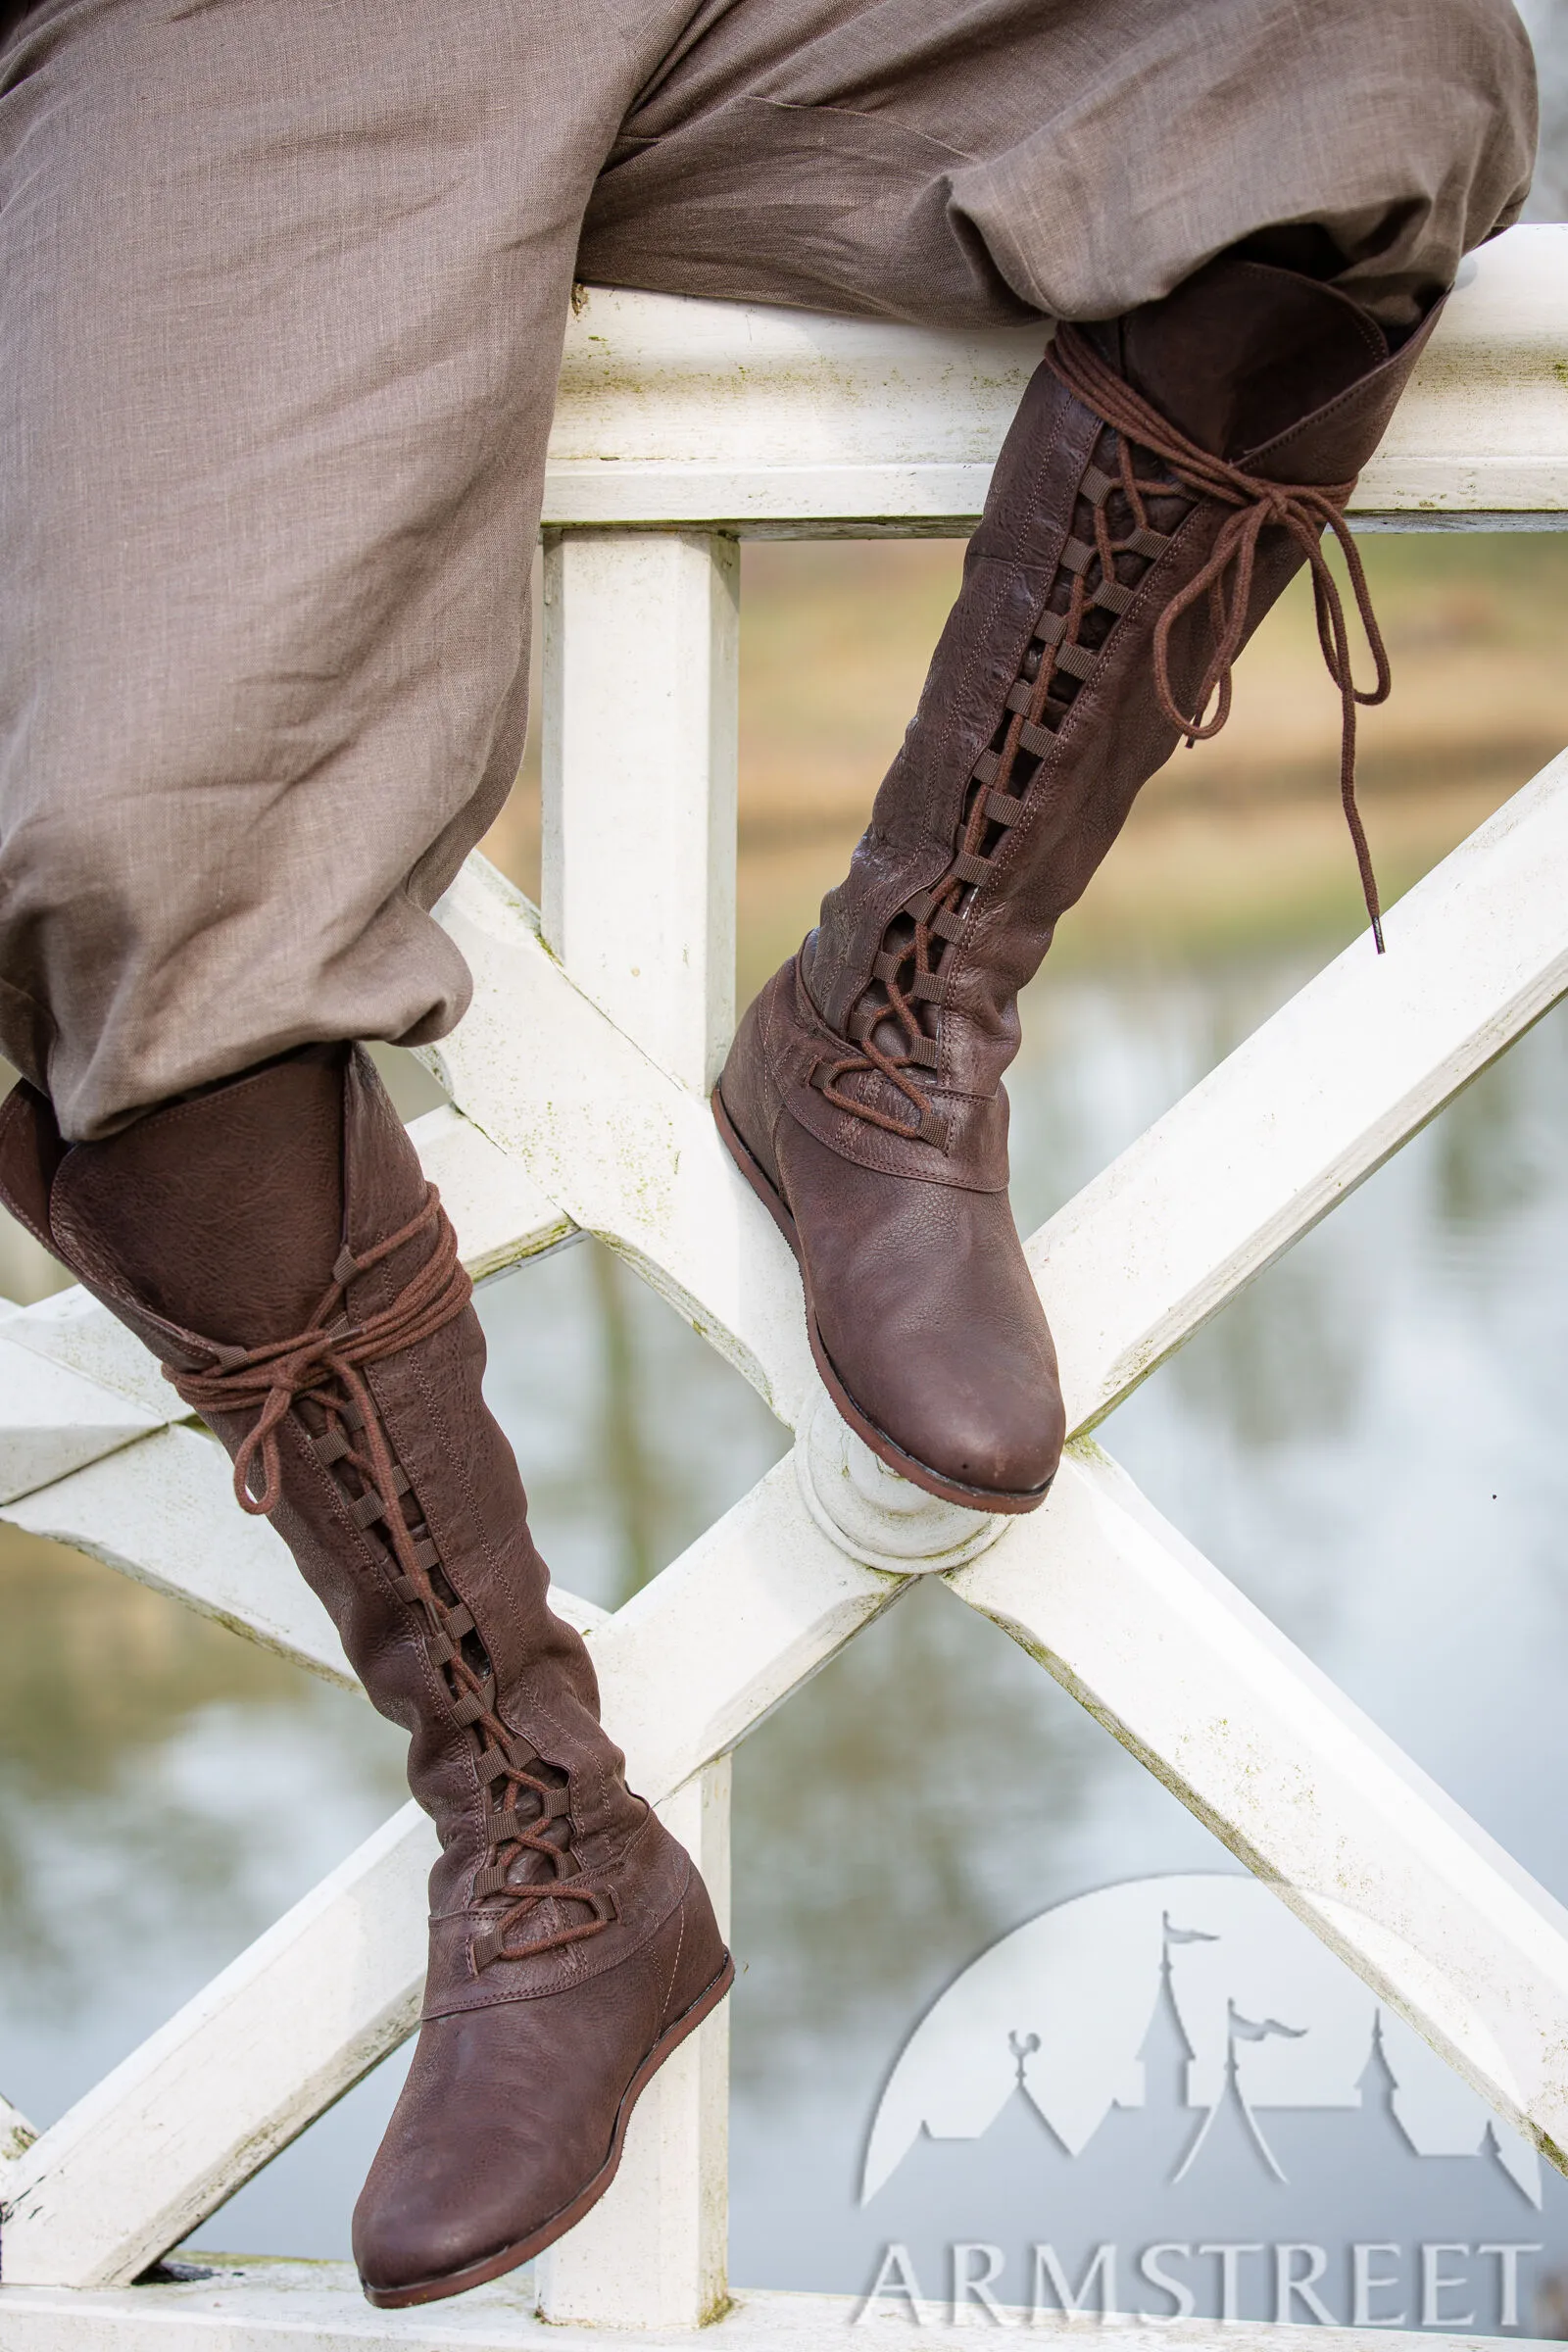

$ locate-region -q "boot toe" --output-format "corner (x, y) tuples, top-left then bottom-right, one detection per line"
(774, 1119), (1065, 1509)
(899, 1375), (1063, 1500)
(825, 1319), (1064, 1502)
(354, 2164), (517, 2305)
(354, 1874), (731, 2308)
(353, 2025), (597, 2303)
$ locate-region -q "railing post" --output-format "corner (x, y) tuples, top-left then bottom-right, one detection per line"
(541, 529), (739, 1097)
(534, 1764), (732, 2327)
(534, 525), (739, 2326)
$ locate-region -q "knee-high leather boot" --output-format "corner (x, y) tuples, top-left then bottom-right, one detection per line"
(0, 1045), (731, 2308)
(715, 256), (1439, 1512)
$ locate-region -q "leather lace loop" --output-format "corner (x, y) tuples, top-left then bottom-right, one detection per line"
(1047, 323), (1391, 950)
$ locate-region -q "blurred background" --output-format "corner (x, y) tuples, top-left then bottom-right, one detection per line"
(5, 9), (1568, 2331)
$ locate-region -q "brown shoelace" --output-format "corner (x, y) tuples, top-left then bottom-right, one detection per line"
(1047, 322), (1391, 948)
(816, 325), (1392, 1147)
(173, 1189), (612, 1969)
(817, 411), (1188, 1143)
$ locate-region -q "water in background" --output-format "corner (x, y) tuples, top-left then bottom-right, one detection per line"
(4, 939), (1568, 2328)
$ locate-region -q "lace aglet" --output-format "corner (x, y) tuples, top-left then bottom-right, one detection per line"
(1371, 912), (1386, 956)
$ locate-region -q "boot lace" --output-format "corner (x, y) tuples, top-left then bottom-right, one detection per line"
(171, 1188), (614, 1972)
(815, 321), (1391, 1147)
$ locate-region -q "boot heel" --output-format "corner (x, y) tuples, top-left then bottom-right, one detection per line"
(712, 1082), (799, 1256)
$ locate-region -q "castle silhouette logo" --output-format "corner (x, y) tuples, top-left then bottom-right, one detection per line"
(862, 1874), (1541, 2208)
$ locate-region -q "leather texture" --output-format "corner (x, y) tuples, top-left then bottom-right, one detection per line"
(717, 258), (1440, 1511)
(0, 1049), (730, 2306)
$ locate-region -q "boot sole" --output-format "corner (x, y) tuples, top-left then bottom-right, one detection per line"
(359, 1949), (736, 2311)
(712, 1084), (1053, 1517)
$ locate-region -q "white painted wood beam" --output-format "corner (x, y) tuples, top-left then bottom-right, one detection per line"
(420, 855), (815, 1427)
(408, 1103), (576, 1280)
(0, 1290), (180, 1422)
(0, 1422), (606, 1679)
(0, 1335), (166, 1507)
(0, 2269), (1536, 2352)
(1036, 746), (1568, 1436)
(535, 1764), (733, 2327)
(586, 1453), (902, 1799)
(540, 226), (1568, 530)
(0, 1808), (433, 2291)
(542, 532), (739, 1097)
(536, 525), (743, 2325)
(950, 1442), (1568, 2173)
(1, 1427), (354, 1684)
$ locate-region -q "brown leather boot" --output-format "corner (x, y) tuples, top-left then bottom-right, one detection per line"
(0, 1046), (731, 2308)
(716, 256), (1440, 1513)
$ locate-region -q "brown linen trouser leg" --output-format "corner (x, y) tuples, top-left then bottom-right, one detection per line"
(0, 0), (1534, 1142)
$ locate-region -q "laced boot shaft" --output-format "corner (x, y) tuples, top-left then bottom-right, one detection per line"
(797, 260), (1434, 1176)
(0, 1047), (730, 2305)
(168, 1182), (617, 1970)
(808, 424), (1206, 1153)
(811, 320), (1397, 1154)
(8, 1047), (647, 1976)
(716, 256), (1440, 1511)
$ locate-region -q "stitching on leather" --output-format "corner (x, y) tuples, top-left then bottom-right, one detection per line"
(425, 1815), (689, 2015)
(662, 1893), (688, 2015)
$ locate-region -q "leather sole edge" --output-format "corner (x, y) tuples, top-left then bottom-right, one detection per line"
(711, 1085), (1052, 1518)
(358, 1950), (737, 2311)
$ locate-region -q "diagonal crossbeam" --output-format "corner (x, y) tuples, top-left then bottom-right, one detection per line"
(0, 1808), (437, 2287)
(953, 1445), (1568, 2170)
(428, 746), (1568, 1442)
(1034, 749), (1568, 1435)
(423, 856), (816, 1426)
(15, 751), (1566, 1690)
(8, 755), (1568, 2283)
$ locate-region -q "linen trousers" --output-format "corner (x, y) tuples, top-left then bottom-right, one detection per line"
(0, 0), (1536, 1139)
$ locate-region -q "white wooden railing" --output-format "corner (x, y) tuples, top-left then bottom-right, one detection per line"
(2, 223), (1567, 2350)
